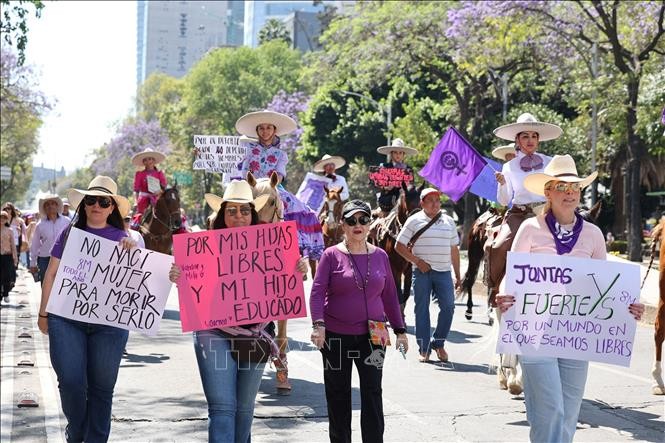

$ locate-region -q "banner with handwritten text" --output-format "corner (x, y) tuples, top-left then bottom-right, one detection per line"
(46, 228), (174, 336)
(192, 135), (247, 174)
(368, 166), (414, 188)
(497, 252), (640, 367)
(172, 221), (306, 332)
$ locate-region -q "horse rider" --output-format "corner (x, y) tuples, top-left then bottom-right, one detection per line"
(487, 112), (562, 307)
(375, 138), (418, 216)
(313, 154), (349, 201)
(132, 148), (167, 224)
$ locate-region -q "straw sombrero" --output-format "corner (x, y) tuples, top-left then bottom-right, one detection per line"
(376, 138), (418, 156)
(523, 155), (598, 196)
(235, 110), (297, 138)
(493, 113), (563, 142)
(68, 176), (131, 217)
(313, 154), (346, 172)
(492, 144), (517, 162)
(131, 148), (166, 168)
(38, 194), (64, 218)
(204, 180), (270, 213)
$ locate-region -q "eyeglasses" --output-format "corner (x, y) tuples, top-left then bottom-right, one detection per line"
(225, 206), (252, 216)
(83, 195), (113, 208)
(344, 215), (371, 226)
(548, 182), (582, 193)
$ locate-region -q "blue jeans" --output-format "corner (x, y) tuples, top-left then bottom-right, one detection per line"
(412, 269), (455, 353)
(37, 256), (50, 285)
(193, 329), (266, 443)
(521, 355), (589, 443)
(47, 314), (129, 443)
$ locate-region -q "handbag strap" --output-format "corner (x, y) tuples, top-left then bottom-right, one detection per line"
(406, 211), (442, 251)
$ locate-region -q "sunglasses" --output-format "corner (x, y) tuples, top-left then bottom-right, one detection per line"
(225, 206), (252, 216)
(83, 195), (113, 208)
(548, 182), (582, 193)
(344, 215), (371, 226)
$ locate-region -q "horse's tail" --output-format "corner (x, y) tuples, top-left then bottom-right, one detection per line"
(461, 227), (485, 293)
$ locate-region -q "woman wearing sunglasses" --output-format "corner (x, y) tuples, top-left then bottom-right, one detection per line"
(495, 155), (644, 443)
(169, 180), (308, 443)
(310, 199), (408, 442)
(36, 176), (134, 443)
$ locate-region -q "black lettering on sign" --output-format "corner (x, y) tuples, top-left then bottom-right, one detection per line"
(80, 236), (101, 257)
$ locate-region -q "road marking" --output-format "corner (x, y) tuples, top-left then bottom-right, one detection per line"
(27, 284), (65, 443)
(1, 304), (16, 441)
(589, 362), (653, 384)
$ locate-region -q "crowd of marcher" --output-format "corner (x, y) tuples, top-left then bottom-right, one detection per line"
(0, 108), (646, 443)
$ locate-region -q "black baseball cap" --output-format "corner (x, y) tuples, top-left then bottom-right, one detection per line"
(342, 200), (371, 218)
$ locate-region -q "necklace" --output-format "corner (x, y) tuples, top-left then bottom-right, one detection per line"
(344, 239), (370, 291)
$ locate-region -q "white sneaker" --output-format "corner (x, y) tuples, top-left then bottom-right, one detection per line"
(2, 296), (8, 303)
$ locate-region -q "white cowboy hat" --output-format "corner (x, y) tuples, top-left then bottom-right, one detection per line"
(493, 113), (563, 142)
(235, 110), (297, 138)
(204, 180), (270, 213)
(68, 176), (131, 217)
(376, 138), (418, 156)
(313, 154), (346, 172)
(523, 155), (598, 196)
(492, 144), (517, 161)
(38, 194), (64, 218)
(131, 148), (166, 168)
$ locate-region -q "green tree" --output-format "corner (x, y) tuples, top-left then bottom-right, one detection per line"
(0, 0), (44, 65)
(258, 18), (292, 46)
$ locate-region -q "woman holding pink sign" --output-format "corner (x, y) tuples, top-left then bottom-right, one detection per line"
(169, 179), (308, 443)
(37, 176), (134, 443)
(495, 155), (644, 443)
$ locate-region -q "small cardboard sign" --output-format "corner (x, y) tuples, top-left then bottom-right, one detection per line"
(368, 166), (414, 188)
(192, 135), (247, 174)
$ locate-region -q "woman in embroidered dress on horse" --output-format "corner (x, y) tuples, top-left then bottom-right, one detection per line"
(132, 148), (168, 223)
(374, 138), (418, 217)
(233, 110), (323, 395)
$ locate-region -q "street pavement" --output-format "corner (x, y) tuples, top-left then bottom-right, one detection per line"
(1, 260), (664, 443)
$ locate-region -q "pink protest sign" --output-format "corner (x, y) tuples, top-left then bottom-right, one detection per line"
(172, 221), (306, 332)
(368, 166), (414, 188)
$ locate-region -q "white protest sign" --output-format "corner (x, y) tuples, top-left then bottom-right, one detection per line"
(146, 175), (161, 193)
(192, 135), (246, 174)
(46, 228), (174, 336)
(497, 251), (640, 367)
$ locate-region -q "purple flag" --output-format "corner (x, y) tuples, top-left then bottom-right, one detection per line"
(469, 156), (502, 203)
(419, 127), (487, 202)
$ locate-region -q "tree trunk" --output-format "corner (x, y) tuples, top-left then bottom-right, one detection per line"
(626, 77), (643, 262)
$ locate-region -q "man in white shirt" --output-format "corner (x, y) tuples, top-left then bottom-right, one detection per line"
(29, 195), (70, 285)
(396, 188), (461, 363)
(313, 154), (349, 201)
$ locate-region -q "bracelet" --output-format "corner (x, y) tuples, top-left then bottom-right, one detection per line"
(38, 314), (48, 319)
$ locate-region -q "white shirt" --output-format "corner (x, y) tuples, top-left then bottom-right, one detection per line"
(30, 215), (71, 266)
(325, 174), (350, 201)
(396, 210), (460, 272)
(497, 151), (552, 206)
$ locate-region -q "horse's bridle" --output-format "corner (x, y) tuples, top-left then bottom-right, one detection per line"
(264, 197), (284, 223)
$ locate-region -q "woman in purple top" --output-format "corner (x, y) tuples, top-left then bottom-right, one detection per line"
(37, 176), (134, 443)
(310, 199), (409, 443)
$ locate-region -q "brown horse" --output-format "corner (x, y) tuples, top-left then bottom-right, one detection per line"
(141, 186), (181, 254)
(651, 216), (665, 395)
(371, 182), (424, 319)
(319, 186), (344, 248)
(246, 171), (294, 395)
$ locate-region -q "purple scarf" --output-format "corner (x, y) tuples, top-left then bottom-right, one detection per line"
(545, 211), (584, 255)
(520, 153), (543, 172)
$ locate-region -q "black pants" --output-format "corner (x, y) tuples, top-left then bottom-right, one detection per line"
(0, 254), (16, 298)
(321, 330), (385, 443)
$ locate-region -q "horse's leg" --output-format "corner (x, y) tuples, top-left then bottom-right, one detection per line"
(466, 287), (473, 321)
(308, 258), (317, 280)
(275, 319), (291, 394)
(401, 266), (412, 325)
(653, 297), (665, 395)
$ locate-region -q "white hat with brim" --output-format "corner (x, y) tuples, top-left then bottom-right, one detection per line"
(420, 188), (442, 201)
(313, 154), (346, 172)
(68, 176), (131, 217)
(204, 180), (270, 213)
(38, 194), (64, 218)
(376, 138), (418, 156)
(492, 144), (517, 161)
(131, 148), (166, 168)
(493, 113), (563, 142)
(235, 110), (297, 138)
(523, 154), (598, 196)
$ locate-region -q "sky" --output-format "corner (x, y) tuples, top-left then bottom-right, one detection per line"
(25, 1), (136, 173)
